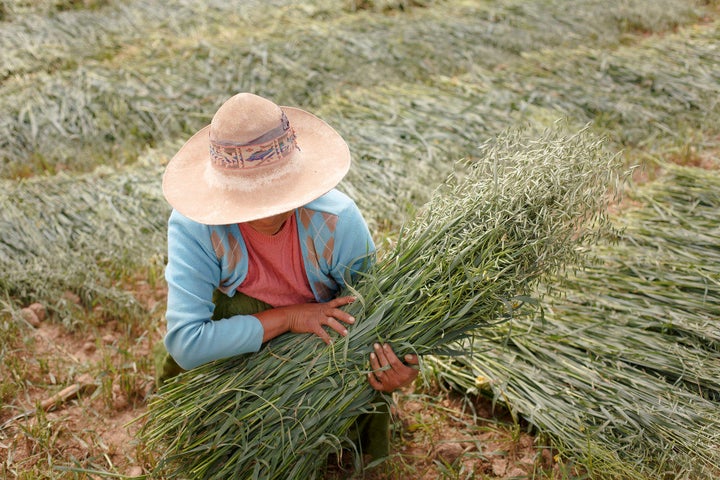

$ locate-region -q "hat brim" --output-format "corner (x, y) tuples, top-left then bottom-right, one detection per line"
(162, 107), (351, 225)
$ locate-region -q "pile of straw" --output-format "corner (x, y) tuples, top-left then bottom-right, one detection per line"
(0, 165), (168, 322)
(1, 0), (711, 180)
(432, 162), (720, 479)
(139, 126), (622, 479)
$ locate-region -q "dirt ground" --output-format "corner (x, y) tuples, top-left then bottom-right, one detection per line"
(0, 291), (554, 479)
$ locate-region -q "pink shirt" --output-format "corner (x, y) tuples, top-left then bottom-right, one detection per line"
(237, 213), (315, 307)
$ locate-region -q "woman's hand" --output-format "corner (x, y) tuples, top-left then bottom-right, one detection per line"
(255, 296), (357, 344)
(286, 296), (357, 343)
(368, 343), (419, 393)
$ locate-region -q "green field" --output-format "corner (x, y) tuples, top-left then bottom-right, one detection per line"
(1, 0), (718, 478)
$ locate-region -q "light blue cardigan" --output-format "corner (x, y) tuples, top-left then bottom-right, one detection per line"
(164, 189), (375, 369)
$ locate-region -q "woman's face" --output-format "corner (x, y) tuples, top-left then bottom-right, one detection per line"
(244, 211), (293, 236)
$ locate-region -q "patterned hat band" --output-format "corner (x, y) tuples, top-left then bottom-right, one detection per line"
(209, 112), (299, 170)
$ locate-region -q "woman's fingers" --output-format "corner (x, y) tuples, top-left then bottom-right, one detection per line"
(368, 343), (420, 393)
(328, 297), (356, 325)
(310, 318), (332, 343)
(368, 346), (388, 391)
(327, 307), (355, 326)
(328, 296), (356, 308)
(322, 316), (349, 339)
(382, 343), (405, 369)
(369, 347), (382, 373)
(318, 298), (355, 340)
(284, 297), (356, 343)
(367, 372), (383, 391)
(404, 354), (419, 366)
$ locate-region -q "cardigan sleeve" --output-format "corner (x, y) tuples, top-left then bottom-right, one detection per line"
(163, 210), (264, 370)
(329, 198), (376, 288)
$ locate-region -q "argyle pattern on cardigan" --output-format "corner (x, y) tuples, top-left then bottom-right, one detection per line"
(207, 208), (343, 302)
(298, 207), (339, 302)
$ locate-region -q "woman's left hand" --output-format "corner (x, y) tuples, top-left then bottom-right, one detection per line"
(367, 343), (419, 393)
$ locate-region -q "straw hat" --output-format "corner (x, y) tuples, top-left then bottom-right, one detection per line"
(162, 93), (351, 225)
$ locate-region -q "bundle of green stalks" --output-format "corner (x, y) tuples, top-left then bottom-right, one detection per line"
(139, 126), (622, 479)
(431, 162), (720, 479)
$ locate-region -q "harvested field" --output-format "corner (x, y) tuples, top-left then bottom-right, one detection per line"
(1, 0), (718, 478)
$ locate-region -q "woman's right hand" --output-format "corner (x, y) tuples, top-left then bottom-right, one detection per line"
(255, 296), (357, 344)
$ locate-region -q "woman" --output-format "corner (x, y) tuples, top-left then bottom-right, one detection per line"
(159, 92), (418, 459)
